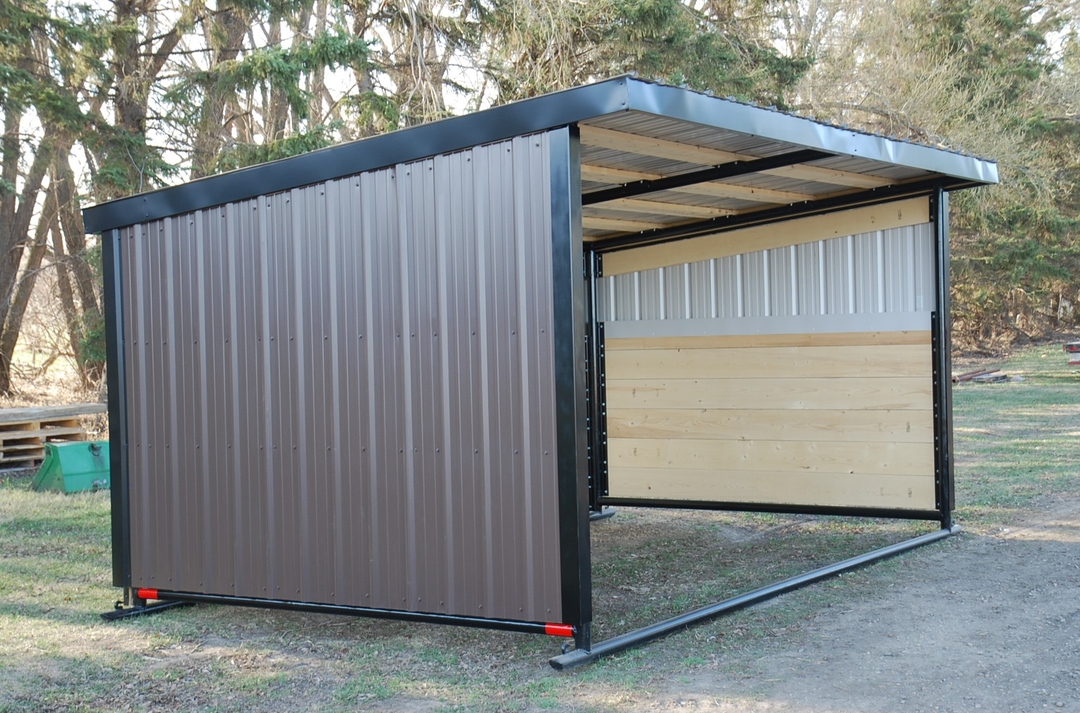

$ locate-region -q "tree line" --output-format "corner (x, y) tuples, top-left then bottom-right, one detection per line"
(2, 0), (1078, 394)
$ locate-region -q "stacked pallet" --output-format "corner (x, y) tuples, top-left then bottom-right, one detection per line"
(0, 403), (107, 468)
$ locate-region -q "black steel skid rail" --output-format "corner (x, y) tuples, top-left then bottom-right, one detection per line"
(99, 524), (959, 664)
(103, 592), (576, 637)
(549, 524), (961, 670)
(101, 599), (192, 621)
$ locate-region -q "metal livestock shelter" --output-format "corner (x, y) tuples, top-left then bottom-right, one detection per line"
(84, 76), (997, 668)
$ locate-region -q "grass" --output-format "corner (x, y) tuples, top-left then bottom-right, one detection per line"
(953, 344), (1080, 530)
(2, 342), (1078, 711)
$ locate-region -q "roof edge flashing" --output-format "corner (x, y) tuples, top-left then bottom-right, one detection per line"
(84, 78), (632, 233)
(623, 80), (999, 186)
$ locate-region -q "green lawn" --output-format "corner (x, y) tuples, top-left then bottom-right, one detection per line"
(2, 343), (1077, 711)
(952, 344), (1080, 529)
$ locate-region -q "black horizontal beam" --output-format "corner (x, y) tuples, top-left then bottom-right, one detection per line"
(590, 177), (967, 253)
(83, 78), (633, 233)
(124, 590), (569, 637)
(549, 525), (960, 669)
(100, 600), (192, 621)
(598, 497), (944, 522)
(581, 149), (833, 206)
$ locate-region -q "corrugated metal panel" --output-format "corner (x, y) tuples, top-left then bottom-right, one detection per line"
(122, 133), (564, 623)
(582, 111), (935, 184)
(598, 223), (934, 324)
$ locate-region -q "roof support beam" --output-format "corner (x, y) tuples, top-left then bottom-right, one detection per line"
(582, 160), (892, 192)
(580, 124), (895, 189)
(765, 163), (894, 189)
(582, 163), (816, 206)
(580, 124), (743, 164)
(675, 181), (813, 205)
(582, 164), (659, 184)
(589, 178), (954, 253)
(582, 216), (667, 232)
(596, 198), (734, 219)
(581, 149), (833, 206)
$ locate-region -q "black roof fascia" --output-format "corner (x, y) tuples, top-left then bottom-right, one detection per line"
(83, 78), (632, 233)
(83, 77), (999, 234)
(624, 81), (1000, 186)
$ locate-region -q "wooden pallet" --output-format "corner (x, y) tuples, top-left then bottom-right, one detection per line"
(0, 404), (107, 469)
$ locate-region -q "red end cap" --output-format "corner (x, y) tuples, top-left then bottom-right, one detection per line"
(544, 623), (575, 637)
(136, 588), (159, 601)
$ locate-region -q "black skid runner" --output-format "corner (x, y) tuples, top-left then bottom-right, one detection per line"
(549, 525), (960, 670)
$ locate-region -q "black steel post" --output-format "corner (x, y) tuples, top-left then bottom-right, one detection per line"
(931, 188), (955, 528)
(102, 228), (132, 589)
(584, 250), (609, 513)
(550, 125), (593, 651)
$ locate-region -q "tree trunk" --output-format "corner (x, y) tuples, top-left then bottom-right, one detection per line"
(51, 212), (85, 378)
(265, 17), (290, 142)
(0, 189), (55, 394)
(0, 109), (20, 236)
(191, 8), (250, 178)
(54, 156), (105, 385)
(0, 132), (56, 340)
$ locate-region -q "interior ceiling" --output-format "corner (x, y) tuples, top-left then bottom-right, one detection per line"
(578, 112), (936, 242)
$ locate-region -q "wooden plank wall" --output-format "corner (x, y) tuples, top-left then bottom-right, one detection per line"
(604, 331), (937, 510)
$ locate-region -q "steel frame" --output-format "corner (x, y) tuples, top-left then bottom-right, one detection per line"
(94, 80), (972, 665)
(102, 228), (131, 590)
(931, 189), (955, 527)
(585, 251), (609, 513)
(550, 126), (594, 651)
(105, 591), (573, 635)
(560, 177), (959, 666)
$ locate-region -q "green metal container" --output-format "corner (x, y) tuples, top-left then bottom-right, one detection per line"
(30, 441), (110, 494)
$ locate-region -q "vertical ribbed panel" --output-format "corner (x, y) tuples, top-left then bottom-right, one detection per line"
(121, 133), (563, 623)
(597, 223), (934, 322)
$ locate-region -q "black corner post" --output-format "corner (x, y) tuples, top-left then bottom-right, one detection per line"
(550, 125), (593, 651)
(102, 228), (133, 591)
(930, 188), (954, 528)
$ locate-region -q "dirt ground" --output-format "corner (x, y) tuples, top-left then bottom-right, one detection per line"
(643, 496), (1080, 712)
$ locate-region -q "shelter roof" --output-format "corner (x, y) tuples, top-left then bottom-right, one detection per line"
(84, 76), (998, 236)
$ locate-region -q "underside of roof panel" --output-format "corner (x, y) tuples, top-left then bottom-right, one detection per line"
(576, 111), (966, 243)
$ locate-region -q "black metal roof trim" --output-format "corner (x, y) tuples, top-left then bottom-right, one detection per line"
(620, 75), (996, 164)
(624, 80), (999, 186)
(84, 78), (632, 233)
(83, 76), (998, 234)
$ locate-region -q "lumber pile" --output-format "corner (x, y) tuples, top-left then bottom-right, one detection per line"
(0, 404), (106, 469)
(953, 368), (1002, 384)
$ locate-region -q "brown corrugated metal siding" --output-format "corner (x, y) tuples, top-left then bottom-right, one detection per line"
(120, 133), (565, 623)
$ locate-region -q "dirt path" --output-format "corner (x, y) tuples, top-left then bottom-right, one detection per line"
(646, 499), (1080, 712)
